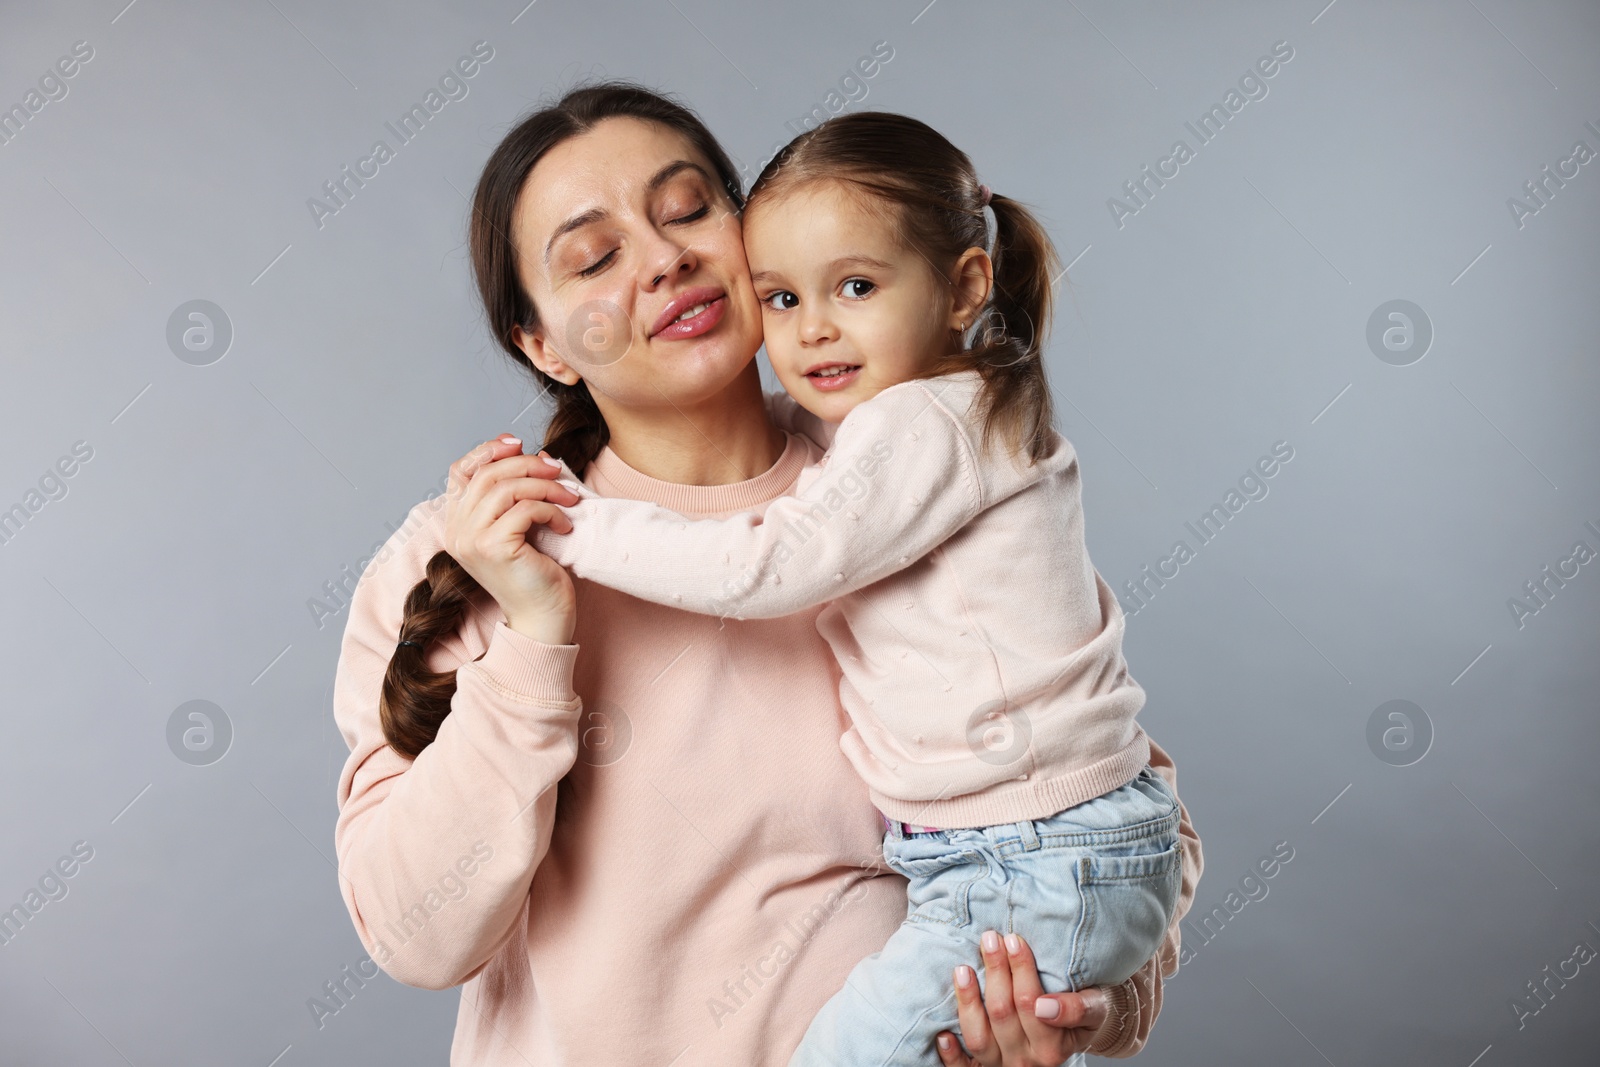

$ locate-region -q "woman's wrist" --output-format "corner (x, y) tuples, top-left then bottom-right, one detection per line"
(504, 608), (575, 646)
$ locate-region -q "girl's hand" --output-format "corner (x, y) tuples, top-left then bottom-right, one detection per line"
(443, 435), (582, 645)
(935, 931), (1109, 1066)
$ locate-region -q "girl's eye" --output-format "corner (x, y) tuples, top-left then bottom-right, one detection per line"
(841, 278), (876, 299)
(762, 291), (799, 312)
(578, 250), (616, 277)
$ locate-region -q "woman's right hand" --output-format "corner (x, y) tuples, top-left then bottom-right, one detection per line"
(443, 434), (582, 645)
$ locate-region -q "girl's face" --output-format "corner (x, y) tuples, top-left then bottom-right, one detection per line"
(744, 180), (974, 425)
(510, 117), (763, 413)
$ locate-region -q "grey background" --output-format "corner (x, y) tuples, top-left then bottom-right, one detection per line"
(2, 0), (1597, 1064)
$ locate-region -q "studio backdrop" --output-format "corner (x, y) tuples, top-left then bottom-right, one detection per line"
(2, 1), (1597, 1064)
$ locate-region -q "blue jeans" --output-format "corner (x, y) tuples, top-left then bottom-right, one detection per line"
(788, 766), (1183, 1067)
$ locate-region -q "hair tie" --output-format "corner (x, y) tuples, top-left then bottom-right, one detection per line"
(978, 184), (993, 207)
(397, 639), (422, 649)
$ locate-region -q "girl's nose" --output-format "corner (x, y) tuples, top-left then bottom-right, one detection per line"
(799, 305), (838, 345)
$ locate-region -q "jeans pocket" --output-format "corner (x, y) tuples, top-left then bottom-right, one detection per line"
(887, 847), (990, 928)
(1069, 834), (1183, 988)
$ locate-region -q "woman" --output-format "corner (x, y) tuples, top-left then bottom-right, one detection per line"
(332, 82), (1202, 1066)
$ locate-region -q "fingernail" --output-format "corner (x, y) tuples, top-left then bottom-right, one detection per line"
(955, 965), (973, 988)
(981, 930), (999, 954)
(1004, 933), (1021, 955)
(937, 1034), (952, 1050)
(499, 435), (521, 445)
(1034, 997), (1061, 1020)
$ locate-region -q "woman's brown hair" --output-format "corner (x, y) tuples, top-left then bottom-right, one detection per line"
(379, 81), (746, 759)
(748, 110), (1061, 464)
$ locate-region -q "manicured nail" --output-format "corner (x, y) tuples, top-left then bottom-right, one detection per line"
(499, 435), (521, 444)
(1004, 933), (1021, 955)
(955, 965), (973, 988)
(982, 930), (1000, 954)
(937, 1034), (953, 1050)
(1035, 997), (1061, 1020)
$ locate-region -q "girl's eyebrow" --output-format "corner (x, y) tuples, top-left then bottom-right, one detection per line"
(544, 161), (711, 264)
(750, 254), (893, 288)
(826, 254), (894, 272)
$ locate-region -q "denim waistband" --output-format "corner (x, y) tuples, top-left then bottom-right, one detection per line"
(880, 810), (943, 837)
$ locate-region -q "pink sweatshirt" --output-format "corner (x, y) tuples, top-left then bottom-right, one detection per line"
(534, 369), (1149, 829)
(333, 408), (1203, 1064)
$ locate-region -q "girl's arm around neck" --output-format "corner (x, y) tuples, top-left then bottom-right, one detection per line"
(531, 377), (1021, 620)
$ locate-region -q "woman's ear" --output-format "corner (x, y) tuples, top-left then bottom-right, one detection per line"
(512, 321), (583, 386)
(948, 247), (993, 333)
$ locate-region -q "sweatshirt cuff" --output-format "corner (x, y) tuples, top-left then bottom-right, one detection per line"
(1086, 979), (1135, 1057)
(467, 621), (580, 704)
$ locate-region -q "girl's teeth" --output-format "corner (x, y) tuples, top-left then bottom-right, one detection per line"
(813, 366), (856, 377)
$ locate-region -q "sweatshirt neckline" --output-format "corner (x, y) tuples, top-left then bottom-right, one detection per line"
(588, 430), (810, 515)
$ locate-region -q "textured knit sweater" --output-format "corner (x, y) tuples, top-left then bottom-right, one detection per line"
(533, 369), (1150, 828)
(333, 410), (1203, 1064)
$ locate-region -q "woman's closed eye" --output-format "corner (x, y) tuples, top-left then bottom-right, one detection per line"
(578, 249), (617, 277)
(669, 204), (711, 225)
(575, 204), (711, 278)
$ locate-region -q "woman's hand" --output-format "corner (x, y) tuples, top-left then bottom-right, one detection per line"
(935, 930), (1110, 1066)
(443, 435), (582, 645)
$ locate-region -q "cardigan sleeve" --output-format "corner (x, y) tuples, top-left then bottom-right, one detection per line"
(530, 378), (1016, 619)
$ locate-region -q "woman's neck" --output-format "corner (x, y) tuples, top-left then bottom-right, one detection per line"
(599, 365), (788, 487)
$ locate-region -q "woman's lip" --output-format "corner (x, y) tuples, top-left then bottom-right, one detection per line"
(804, 364), (861, 392)
(650, 287), (726, 337)
(651, 294), (726, 341)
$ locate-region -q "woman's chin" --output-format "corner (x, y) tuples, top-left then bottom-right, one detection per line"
(625, 336), (758, 405)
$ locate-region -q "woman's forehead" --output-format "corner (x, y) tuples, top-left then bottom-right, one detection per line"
(521, 118), (712, 225)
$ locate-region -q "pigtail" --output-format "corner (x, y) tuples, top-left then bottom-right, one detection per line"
(969, 192), (1061, 465)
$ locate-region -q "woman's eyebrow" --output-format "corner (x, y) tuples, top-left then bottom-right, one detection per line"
(647, 159), (708, 191)
(543, 161), (712, 265)
(545, 208), (605, 264)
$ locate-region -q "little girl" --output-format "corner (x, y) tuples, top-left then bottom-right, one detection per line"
(533, 111), (1183, 1065)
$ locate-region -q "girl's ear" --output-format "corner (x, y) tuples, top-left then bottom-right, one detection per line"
(947, 247), (993, 333)
(512, 321), (582, 386)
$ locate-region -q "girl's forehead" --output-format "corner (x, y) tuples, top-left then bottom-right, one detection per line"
(745, 181), (904, 257)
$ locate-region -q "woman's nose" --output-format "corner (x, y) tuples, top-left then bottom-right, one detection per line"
(641, 232), (696, 289)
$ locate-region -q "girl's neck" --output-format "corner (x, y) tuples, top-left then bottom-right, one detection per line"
(599, 364), (788, 487)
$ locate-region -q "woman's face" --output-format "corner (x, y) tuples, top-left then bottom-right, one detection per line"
(510, 116), (764, 413)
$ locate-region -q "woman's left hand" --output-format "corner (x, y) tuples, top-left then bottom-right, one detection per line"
(935, 930), (1109, 1066)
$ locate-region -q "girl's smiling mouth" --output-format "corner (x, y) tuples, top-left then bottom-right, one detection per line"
(802, 362), (861, 391)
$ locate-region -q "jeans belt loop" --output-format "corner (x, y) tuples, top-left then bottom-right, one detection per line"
(1017, 818), (1040, 852)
